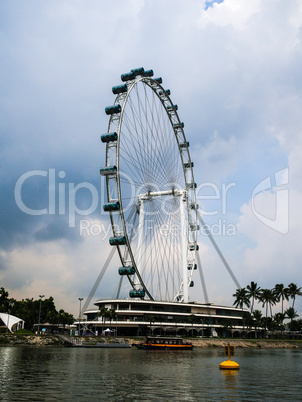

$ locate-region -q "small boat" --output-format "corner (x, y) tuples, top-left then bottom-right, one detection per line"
(134, 336), (193, 350)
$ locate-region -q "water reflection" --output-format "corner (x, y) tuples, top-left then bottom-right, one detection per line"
(0, 347), (301, 400)
(221, 369), (239, 388)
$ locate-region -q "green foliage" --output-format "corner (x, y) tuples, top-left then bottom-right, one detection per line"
(0, 287), (74, 331)
(232, 282), (301, 337)
(0, 287), (10, 312)
(285, 307), (298, 322)
(287, 319), (302, 332)
(232, 288), (250, 310)
(246, 282), (261, 313)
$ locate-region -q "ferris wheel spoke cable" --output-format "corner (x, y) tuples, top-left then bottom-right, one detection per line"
(126, 91), (161, 177)
(136, 198), (176, 299)
(151, 202), (181, 299)
(121, 112), (172, 190)
(128, 88), (174, 186)
(126, 115), (150, 183)
(122, 108), (153, 180)
(134, 85), (168, 173)
(120, 116), (149, 185)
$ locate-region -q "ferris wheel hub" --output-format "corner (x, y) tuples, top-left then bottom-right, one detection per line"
(138, 189), (187, 201)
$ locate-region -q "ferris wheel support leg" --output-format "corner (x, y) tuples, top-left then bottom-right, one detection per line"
(81, 246), (116, 315)
(136, 200), (145, 288)
(180, 195), (188, 303)
(197, 211), (241, 290)
(196, 250), (209, 304)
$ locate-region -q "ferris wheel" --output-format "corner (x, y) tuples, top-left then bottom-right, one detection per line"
(100, 67), (199, 303)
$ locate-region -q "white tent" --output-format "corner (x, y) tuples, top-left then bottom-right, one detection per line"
(0, 313), (25, 332)
(102, 328), (114, 336)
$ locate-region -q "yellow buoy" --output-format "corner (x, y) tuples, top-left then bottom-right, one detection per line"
(220, 345), (240, 370)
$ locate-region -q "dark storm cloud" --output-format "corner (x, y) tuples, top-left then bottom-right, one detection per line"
(0, 0), (109, 256)
(34, 220), (79, 242)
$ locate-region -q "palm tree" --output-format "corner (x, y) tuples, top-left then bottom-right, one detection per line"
(188, 314), (197, 337)
(274, 283), (289, 315)
(97, 307), (108, 327)
(146, 315), (155, 335)
(273, 312), (286, 334)
(233, 288), (250, 337)
(246, 281), (261, 313)
(253, 310), (262, 338)
(260, 289), (276, 318)
(233, 288), (250, 310)
(287, 283), (301, 309)
(107, 309), (117, 328)
(221, 319), (233, 338)
(285, 307), (298, 322)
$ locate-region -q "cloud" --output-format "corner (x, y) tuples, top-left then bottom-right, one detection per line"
(1, 0), (302, 317)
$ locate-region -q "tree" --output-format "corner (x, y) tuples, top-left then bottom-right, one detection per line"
(288, 319), (302, 332)
(285, 307), (299, 322)
(273, 313), (286, 333)
(58, 309), (74, 327)
(260, 289), (276, 318)
(0, 288), (74, 331)
(98, 307), (108, 326)
(243, 311), (254, 330)
(233, 288), (250, 337)
(287, 283), (301, 309)
(146, 315), (155, 335)
(274, 283), (289, 315)
(188, 314), (197, 336)
(246, 282), (261, 313)
(43, 297), (58, 324)
(188, 314), (197, 325)
(233, 288), (250, 310)
(253, 310), (263, 338)
(0, 287), (9, 313)
(107, 308), (117, 327)
(221, 319), (233, 338)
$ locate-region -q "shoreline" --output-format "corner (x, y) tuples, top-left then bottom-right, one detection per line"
(190, 339), (302, 349)
(1, 334), (302, 348)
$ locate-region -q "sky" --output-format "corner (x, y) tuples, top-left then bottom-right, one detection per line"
(1, 0), (302, 317)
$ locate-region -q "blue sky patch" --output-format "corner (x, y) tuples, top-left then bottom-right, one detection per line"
(205, 0), (224, 11)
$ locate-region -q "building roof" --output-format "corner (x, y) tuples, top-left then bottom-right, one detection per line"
(0, 313), (25, 332)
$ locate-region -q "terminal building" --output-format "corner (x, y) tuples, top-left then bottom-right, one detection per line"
(83, 298), (245, 337)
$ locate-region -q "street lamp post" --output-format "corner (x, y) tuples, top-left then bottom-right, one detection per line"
(37, 295), (44, 335)
(78, 297), (83, 335)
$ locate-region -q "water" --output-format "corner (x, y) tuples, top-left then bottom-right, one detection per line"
(0, 347), (301, 401)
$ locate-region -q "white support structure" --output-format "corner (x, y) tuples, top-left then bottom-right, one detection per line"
(180, 191), (188, 303)
(138, 188), (189, 302)
(139, 189), (181, 200)
(136, 198), (145, 289)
